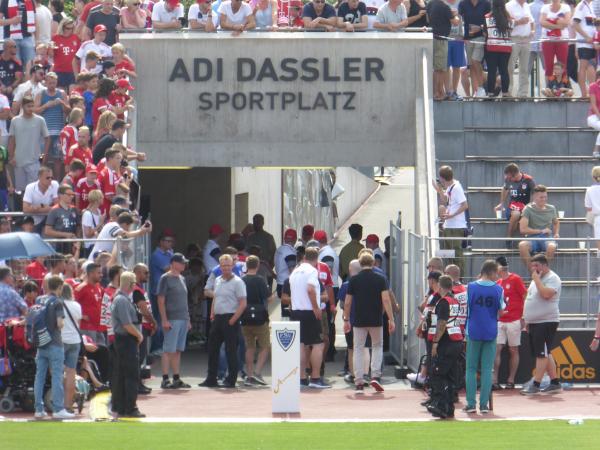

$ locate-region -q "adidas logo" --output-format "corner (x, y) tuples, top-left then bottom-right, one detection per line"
(550, 337), (596, 380)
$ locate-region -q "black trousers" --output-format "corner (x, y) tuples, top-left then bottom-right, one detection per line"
(207, 314), (239, 384)
(111, 334), (140, 415)
(429, 340), (462, 417)
(486, 51), (511, 94)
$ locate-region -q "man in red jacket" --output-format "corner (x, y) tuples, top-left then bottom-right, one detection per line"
(75, 262), (105, 345)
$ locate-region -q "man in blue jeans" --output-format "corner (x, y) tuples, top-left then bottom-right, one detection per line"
(464, 260), (504, 414)
(33, 276), (75, 419)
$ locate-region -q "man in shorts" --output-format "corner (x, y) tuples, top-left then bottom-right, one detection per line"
(157, 253), (191, 389)
(289, 247), (330, 389)
(521, 254), (562, 395)
(426, 0), (458, 100)
(518, 185), (559, 267)
(458, 0), (491, 97)
(493, 256), (526, 390)
(495, 163), (536, 248)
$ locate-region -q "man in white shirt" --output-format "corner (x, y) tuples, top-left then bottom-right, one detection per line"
(218, 0), (255, 31)
(152, 0), (185, 29)
(0, 92), (9, 147)
(73, 25), (112, 75)
(11, 64), (46, 116)
(289, 247), (330, 389)
(189, 0), (219, 30)
(22, 166), (59, 232)
(573, 0), (597, 97)
(202, 224), (224, 273)
(35, 0), (53, 44)
(88, 212), (152, 260)
(433, 165), (468, 274)
(506, 0), (534, 97)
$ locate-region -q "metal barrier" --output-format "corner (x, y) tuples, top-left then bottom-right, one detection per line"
(387, 231), (600, 372)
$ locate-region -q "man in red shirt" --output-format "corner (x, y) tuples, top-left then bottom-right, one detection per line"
(75, 262), (105, 345)
(98, 147), (122, 214)
(66, 126), (93, 167)
(76, 164), (101, 211)
(109, 79), (134, 120)
(493, 256), (526, 390)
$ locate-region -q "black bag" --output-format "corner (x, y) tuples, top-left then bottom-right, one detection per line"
(241, 304), (268, 326)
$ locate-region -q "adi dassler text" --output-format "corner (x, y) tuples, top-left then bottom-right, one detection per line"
(168, 56), (385, 111)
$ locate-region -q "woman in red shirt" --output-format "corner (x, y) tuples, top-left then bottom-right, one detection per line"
(51, 18), (81, 91)
(92, 78), (116, 130)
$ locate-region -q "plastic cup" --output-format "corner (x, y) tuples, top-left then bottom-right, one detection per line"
(579, 241), (587, 250)
(559, 211), (565, 219)
(495, 210), (503, 219)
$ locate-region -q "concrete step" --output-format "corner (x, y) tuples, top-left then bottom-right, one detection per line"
(443, 160), (593, 190)
(471, 217), (587, 224)
(455, 250), (599, 281)
(465, 190), (586, 218)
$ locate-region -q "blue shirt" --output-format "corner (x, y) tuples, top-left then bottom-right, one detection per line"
(150, 247), (173, 295)
(302, 3), (336, 20)
(373, 266), (390, 288)
(83, 91), (94, 127)
(211, 262), (244, 278)
(466, 280), (504, 341)
(0, 282), (28, 322)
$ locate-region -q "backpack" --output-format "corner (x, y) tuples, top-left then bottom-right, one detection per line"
(26, 296), (57, 348)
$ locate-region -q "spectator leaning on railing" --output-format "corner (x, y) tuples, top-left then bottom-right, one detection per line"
(152, 0), (185, 29)
(373, 0), (408, 31)
(303, 0), (337, 31)
(189, 0), (219, 31)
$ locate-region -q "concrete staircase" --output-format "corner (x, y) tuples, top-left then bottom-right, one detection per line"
(434, 101), (599, 327)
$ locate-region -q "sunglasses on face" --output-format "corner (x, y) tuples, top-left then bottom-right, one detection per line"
(45, 176), (53, 180)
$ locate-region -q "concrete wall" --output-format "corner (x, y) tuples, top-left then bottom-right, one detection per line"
(231, 167), (282, 244)
(334, 167), (378, 226)
(121, 32), (431, 167)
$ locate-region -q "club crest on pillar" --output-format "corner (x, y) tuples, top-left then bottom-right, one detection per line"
(276, 329), (296, 352)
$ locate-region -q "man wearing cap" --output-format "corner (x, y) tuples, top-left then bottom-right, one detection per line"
(75, 164), (100, 211)
(74, 25), (112, 75)
(189, 0), (219, 30)
(108, 79), (134, 121)
(278, 0), (304, 26)
(86, 0), (121, 46)
(493, 256), (526, 390)
(339, 223), (364, 281)
(203, 224), (224, 274)
(157, 252), (192, 389)
(149, 230), (175, 351)
(364, 234), (386, 275)
(274, 228), (297, 318)
(152, 0), (185, 29)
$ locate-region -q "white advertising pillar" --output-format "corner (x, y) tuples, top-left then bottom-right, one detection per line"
(271, 321), (300, 413)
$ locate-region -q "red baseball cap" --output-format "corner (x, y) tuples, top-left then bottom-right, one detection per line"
(116, 78), (135, 91)
(314, 230), (328, 243)
(93, 24), (107, 34)
(160, 228), (175, 239)
(365, 234), (379, 245)
(284, 228), (297, 241)
(209, 224), (224, 236)
(86, 164), (98, 174)
(302, 224), (314, 237)
(167, 0), (180, 5)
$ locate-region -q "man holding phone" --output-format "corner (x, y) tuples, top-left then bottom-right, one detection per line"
(152, 0), (185, 29)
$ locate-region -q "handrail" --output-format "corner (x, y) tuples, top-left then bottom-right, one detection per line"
(119, 27), (432, 34)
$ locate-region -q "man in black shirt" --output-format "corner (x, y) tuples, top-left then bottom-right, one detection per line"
(93, 119), (126, 164)
(494, 162), (536, 246)
(336, 0), (368, 31)
(343, 252), (395, 394)
(427, 275), (463, 419)
(86, 0), (120, 46)
(426, 0), (459, 100)
(0, 39), (23, 98)
(241, 255), (272, 385)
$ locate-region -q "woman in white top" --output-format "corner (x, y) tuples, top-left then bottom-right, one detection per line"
(539, 0), (571, 82)
(585, 166), (600, 250)
(61, 283), (83, 413)
(219, 0), (256, 31)
(253, 0), (278, 28)
(82, 189), (105, 257)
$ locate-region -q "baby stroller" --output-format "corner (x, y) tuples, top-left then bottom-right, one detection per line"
(0, 321), (41, 413)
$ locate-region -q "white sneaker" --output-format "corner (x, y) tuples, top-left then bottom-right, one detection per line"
(53, 409), (75, 420)
(475, 87), (486, 97)
(407, 373), (418, 382)
(34, 411), (48, 419)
